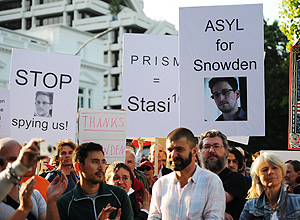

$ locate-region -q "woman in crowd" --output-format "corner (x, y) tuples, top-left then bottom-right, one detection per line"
(240, 152), (300, 219)
(284, 160), (300, 194)
(105, 162), (150, 220)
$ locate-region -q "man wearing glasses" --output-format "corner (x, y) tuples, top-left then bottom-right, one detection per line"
(199, 130), (247, 220)
(208, 77), (246, 121)
(149, 128), (225, 219)
(34, 91), (54, 118)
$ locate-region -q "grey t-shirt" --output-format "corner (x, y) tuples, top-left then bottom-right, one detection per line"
(0, 189), (46, 220)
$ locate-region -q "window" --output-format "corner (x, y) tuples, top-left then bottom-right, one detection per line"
(111, 51), (119, 67)
(111, 74), (119, 91)
(104, 51), (108, 63)
(88, 89), (92, 108)
(103, 75), (108, 87)
(78, 88), (84, 109)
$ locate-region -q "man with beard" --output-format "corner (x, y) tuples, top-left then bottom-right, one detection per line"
(199, 130), (247, 220)
(209, 77), (247, 121)
(57, 142), (133, 220)
(148, 128), (225, 219)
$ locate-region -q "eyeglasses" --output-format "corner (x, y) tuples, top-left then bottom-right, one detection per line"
(202, 144), (224, 151)
(211, 89), (235, 99)
(113, 176), (130, 183)
(137, 166), (152, 172)
(35, 101), (51, 105)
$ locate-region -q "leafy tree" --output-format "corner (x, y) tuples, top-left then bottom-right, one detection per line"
(109, 0), (122, 20)
(231, 20), (290, 153)
(279, 0), (300, 50)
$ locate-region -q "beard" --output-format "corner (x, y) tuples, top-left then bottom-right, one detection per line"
(201, 152), (226, 173)
(170, 152), (192, 171)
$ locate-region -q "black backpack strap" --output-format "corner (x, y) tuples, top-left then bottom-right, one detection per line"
(3, 195), (37, 220)
(70, 171), (77, 183)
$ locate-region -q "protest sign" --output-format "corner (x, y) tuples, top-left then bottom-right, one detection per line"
(10, 48), (80, 143)
(0, 90), (10, 137)
(122, 34), (179, 138)
(261, 150), (300, 163)
(179, 4), (264, 136)
(78, 109), (127, 164)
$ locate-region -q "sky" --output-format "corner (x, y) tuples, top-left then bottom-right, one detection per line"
(143, 0), (282, 30)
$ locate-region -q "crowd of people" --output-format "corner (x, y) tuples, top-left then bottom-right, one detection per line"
(0, 127), (300, 220)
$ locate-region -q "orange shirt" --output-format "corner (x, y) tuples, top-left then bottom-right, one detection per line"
(21, 174), (50, 202)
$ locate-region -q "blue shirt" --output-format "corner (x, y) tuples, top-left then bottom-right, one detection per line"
(240, 187), (300, 220)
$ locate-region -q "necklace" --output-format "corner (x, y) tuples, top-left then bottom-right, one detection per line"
(266, 200), (277, 211)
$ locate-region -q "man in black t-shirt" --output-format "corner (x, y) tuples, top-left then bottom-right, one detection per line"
(199, 130), (247, 220)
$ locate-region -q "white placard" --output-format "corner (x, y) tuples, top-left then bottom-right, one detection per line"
(78, 109), (127, 164)
(179, 4), (264, 136)
(10, 49), (80, 143)
(0, 90), (10, 137)
(227, 136), (249, 145)
(261, 150), (300, 163)
(122, 34), (179, 138)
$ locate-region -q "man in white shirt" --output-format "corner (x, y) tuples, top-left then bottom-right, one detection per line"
(148, 127), (225, 219)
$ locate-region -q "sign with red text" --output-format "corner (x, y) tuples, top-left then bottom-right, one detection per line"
(179, 4), (264, 136)
(122, 34), (179, 138)
(0, 90), (10, 137)
(78, 109), (127, 164)
(10, 49), (80, 143)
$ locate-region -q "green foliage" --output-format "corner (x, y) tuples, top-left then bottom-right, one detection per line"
(109, 0), (122, 16)
(279, 0), (300, 50)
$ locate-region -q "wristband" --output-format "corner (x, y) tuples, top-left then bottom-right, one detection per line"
(6, 162), (22, 185)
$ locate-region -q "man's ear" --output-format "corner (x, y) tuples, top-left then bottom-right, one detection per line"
(225, 149), (229, 158)
(74, 162), (82, 172)
(235, 90), (240, 99)
(192, 145), (198, 156)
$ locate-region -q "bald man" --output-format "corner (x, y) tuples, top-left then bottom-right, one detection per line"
(0, 138), (67, 220)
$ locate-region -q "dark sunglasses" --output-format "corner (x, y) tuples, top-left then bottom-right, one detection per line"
(137, 166), (152, 172)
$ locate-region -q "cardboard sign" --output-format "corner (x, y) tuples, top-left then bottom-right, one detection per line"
(0, 90), (10, 137)
(261, 150), (300, 163)
(179, 4), (264, 136)
(122, 34), (179, 138)
(9, 49), (80, 143)
(78, 109), (127, 164)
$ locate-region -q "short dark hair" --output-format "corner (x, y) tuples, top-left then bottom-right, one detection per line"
(198, 129), (229, 150)
(167, 127), (196, 149)
(35, 91), (53, 104)
(228, 147), (244, 170)
(105, 161), (133, 182)
(73, 142), (104, 164)
(208, 77), (238, 93)
(285, 160), (300, 183)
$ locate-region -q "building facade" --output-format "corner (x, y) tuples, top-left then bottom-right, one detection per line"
(0, 0), (177, 109)
(0, 25), (109, 110)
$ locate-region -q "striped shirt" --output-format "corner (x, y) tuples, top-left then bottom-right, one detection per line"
(148, 165), (225, 219)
